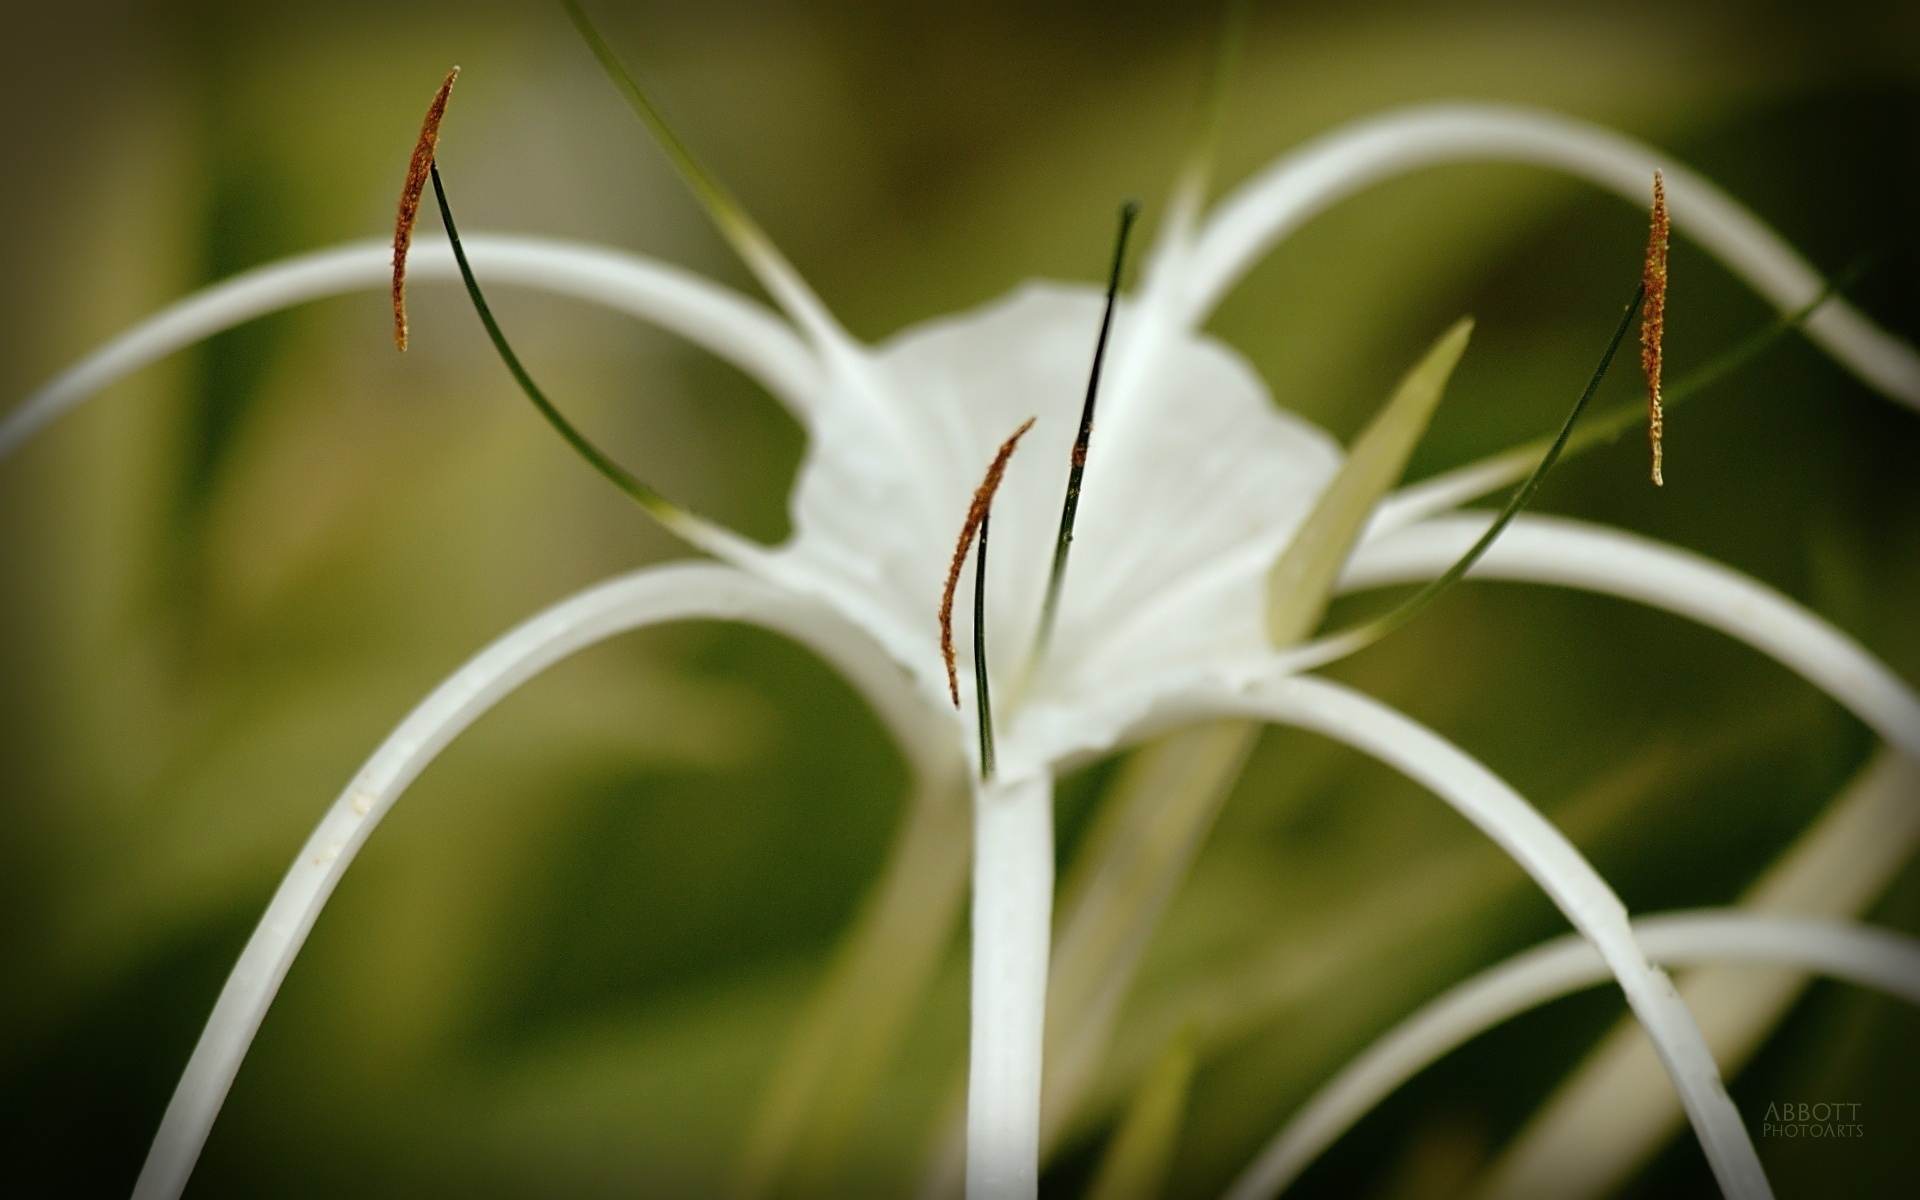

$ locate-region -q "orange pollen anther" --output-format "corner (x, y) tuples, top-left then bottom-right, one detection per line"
(393, 66), (460, 352)
(1641, 170), (1669, 486)
(940, 418), (1036, 707)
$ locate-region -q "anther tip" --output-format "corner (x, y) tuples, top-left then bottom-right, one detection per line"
(1640, 170), (1670, 486)
(939, 418), (1036, 713)
(393, 66), (462, 352)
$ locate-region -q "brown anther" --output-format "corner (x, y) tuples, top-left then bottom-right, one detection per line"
(1641, 170), (1669, 485)
(940, 418), (1036, 707)
(393, 67), (460, 352)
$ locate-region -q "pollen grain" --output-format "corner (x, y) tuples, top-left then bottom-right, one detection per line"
(1641, 170), (1669, 485)
(393, 66), (460, 352)
(941, 418), (1036, 707)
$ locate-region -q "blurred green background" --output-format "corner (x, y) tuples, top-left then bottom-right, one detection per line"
(1, 1), (1916, 1197)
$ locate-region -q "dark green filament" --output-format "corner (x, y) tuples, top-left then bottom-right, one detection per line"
(1324, 283), (1646, 658)
(430, 162), (685, 527)
(559, 0), (756, 244)
(974, 509), (997, 780)
(1030, 201), (1139, 673)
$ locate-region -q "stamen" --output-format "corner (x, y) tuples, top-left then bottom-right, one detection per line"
(557, 0), (855, 359)
(393, 67), (459, 352)
(941, 418), (1036, 708)
(428, 162), (706, 538)
(1424, 247), (1887, 509)
(1028, 202), (1138, 678)
(1642, 171), (1669, 485)
(1284, 284), (1646, 672)
(973, 509), (997, 780)
(562, 3), (735, 222)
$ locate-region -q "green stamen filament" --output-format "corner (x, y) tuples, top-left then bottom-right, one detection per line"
(1298, 283), (1646, 667)
(974, 508), (997, 781)
(560, 0), (765, 254)
(430, 162), (696, 534)
(1026, 201), (1138, 684)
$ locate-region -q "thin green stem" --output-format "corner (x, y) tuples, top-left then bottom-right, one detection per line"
(1027, 202), (1138, 682)
(1298, 284), (1645, 667)
(559, 0), (757, 245)
(557, 0), (851, 355)
(430, 162), (691, 531)
(974, 509), (997, 781)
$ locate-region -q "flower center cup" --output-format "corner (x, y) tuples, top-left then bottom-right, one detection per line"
(760, 283), (1341, 779)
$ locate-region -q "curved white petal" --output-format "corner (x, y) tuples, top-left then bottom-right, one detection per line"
(2, 234), (824, 460)
(1223, 912), (1920, 1200)
(1364, 444), (1542, 541)
(131, 562), (953, 1200)
(1477, 748), (1920, 1200)
(967, 772), (1056, 1200)
(727, 223), (879, 393)
(1181, 104), (1920, 409)
(1145, 675), (1771, 1200)
(1340, 513), (1920, 762)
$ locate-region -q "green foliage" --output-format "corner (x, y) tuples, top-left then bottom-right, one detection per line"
(1266, 316), (1470, 647)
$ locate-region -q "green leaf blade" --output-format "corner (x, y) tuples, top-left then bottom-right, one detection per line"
(1266, 317), (1473, 647)
(1085, 1027), (1198, 1200)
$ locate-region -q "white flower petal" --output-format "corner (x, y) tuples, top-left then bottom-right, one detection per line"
(1364, 444), (1542, 541)
(1, 234), (824, 460)
(1479, 749), (1920, 1200)
(1341, 513), (1920, 762)
(762, 282), (1341, 769)
(1181, 103), (1920, 409)
(131, 563), (949, 1200)
(1223, 912), (1920, 1200)
(1145, 675), (1771, 1200)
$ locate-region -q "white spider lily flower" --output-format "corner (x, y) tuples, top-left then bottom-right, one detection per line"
(731, 279), (1343, 781)
(10, 98), (1920, 1200)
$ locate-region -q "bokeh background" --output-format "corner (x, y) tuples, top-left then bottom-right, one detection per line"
(1, 1), (1916, 1197)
